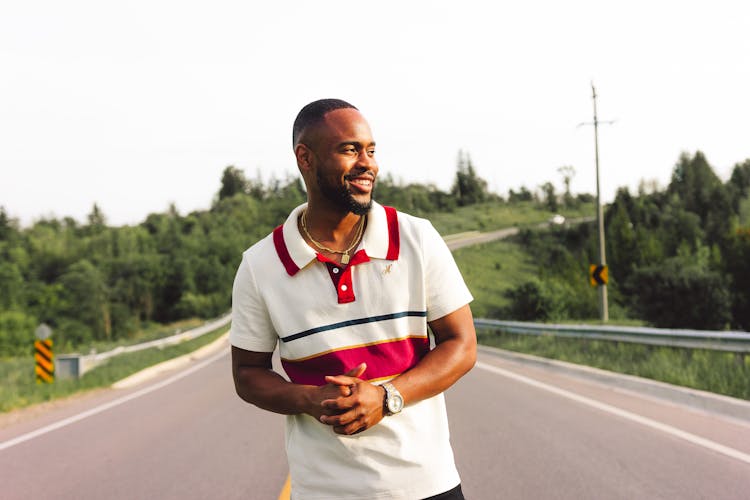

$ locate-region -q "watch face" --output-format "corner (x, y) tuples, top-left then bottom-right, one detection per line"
(387, 394), (404, 414)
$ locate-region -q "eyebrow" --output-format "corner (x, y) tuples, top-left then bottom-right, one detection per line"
(338, 141), (376, 148)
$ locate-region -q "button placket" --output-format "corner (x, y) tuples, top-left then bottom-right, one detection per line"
(319, 250), (369, 304)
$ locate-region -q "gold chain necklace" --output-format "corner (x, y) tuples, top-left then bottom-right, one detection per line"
(301, 210), (365, 265)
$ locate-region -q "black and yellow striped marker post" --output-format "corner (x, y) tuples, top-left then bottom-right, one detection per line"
(35, 323), (54, 383)
(34, 331), (55, 384)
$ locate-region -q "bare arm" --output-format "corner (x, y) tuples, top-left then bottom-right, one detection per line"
(322, 304), (476, 434)
(231, 347), (366, 421)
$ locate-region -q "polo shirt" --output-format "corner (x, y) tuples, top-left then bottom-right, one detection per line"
(230, 201), (473, 500)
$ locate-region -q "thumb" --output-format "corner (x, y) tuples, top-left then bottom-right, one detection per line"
(344, 363), (367, 378)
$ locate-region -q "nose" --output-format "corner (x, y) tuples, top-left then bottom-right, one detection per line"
(357, 150), (377, 171)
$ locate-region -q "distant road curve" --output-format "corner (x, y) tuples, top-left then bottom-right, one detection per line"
(444, 216), (594, 250)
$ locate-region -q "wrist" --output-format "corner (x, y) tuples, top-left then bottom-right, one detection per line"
(300, 384), (321, 416)
(381, 382), (404, 416)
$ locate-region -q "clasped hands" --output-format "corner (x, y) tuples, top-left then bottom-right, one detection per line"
(313, 363), (385, 435)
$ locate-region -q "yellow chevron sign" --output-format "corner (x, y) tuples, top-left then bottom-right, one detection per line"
(35, 339), (54, 384)
(589, 264), (608, 287)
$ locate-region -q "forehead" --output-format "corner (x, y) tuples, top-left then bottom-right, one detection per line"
(317, 108), (374, 145)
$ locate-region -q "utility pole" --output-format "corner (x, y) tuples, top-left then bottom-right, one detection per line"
(579, 82), (614, 322)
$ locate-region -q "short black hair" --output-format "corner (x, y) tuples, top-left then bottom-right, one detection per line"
(292, 98), (358, 147)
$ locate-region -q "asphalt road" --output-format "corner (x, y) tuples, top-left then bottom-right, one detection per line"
(2, 341), (749, 500)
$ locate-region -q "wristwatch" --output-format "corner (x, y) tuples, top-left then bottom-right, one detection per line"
(382, 382), (404, 416)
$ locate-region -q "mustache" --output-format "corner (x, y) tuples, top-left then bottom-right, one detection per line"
(344, 171), (376, 181)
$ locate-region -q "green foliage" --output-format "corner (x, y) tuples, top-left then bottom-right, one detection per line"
(453, 240), (536, 319)
(539, 182), (558, 212)
(218, 165), (249, 200)
(0, 262), (24, 309)
(508, 186), (533, 202)
(0, 169), (303, 356)
(625, 253), (731, 329)
(668, 151), (733, 246)
(59, 259), (111, 340)
(724, 228), (750, 330)
(0, 311), (37, 357)
(450, 150), (489, 206)
(503, 279), (563, 321)
(376, 174), (456, 215)
(3, 148), (749, 363)
(0, 322), (228, 412)
(557, 165), (576, 207)
(739, 195), (750, 227)
(486, 150), (750, 330)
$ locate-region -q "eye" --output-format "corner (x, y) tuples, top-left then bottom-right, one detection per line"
(367, 148), (376, 156)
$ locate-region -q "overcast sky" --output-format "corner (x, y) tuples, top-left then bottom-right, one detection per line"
(2, 1), (749, 227)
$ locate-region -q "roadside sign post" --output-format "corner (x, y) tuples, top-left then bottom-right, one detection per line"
(578, 83), (614, 322)
(34, 323), (54, 384)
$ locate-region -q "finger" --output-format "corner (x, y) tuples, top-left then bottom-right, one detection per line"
(325, 375), (359, 386)
(321, 398), (348, 410)
(321, 408), (359, 426)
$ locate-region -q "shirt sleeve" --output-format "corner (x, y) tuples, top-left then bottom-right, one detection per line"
(230, 253), (278, 352)
(422, 220), (474, 322)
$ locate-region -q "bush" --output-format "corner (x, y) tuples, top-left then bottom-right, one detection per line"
(0, 310), (37, 356)
(627, 257), (731, 329)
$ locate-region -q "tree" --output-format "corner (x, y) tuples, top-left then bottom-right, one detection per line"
(0, 262), (24, 310)
(218, 165), (249, 200)
(0, 310), (37, 356)
(727, 159), (750, 213)
(0, 207), (18, 241)
(668, 151), (727, 231)
(723, 228), (750, 330)
(557, 165), (576, 207)
(451, 150), (488, 206)
(87, 203), (107, 234)
(59, 259), (111, 340)
(605, 197), (637, 274)
(626, 253), (731, 330)
(540, 182), (558, 212)
(508, 186), (533, 203)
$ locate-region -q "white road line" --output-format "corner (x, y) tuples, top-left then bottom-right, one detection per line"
(475, 360), (750, 465)
(0, 349), (228, 452)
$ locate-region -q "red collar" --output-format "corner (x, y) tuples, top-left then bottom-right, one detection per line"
(273, 202), (400, 276)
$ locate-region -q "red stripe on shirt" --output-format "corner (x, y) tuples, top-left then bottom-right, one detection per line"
(273, 225), (300, 276)
(384, 206), (400, 260)
(281, 336), (429, 386)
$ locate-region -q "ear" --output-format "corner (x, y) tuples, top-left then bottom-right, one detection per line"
(295, 143), (314, 173)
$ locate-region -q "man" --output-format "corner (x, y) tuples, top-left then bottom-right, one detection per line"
(230, 98), (476, 499)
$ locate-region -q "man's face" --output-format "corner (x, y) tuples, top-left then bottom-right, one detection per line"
(305, 108), (378, 215)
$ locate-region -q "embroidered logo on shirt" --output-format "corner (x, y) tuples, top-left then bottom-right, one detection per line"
(383, 263), (393, 275)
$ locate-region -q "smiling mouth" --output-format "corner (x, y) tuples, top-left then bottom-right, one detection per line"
(350, 178), (372, 188)
(346, 174), (375, 192)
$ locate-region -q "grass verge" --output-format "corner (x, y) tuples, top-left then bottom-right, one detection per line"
(453, 239), (535, 319)
(477, 328), (750, 401)
(0, 324), (228, 413)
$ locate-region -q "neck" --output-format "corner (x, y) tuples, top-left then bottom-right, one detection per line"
(300, 205), (366, 266)
(303, 201), (363, 243)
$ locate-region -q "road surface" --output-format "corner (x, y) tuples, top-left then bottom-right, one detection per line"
(2, 341), (749, 499)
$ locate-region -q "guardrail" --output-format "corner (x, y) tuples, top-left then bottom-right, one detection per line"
(474, 319), (750, 353)
(55, 314), (749, 379)
(56, 313), (232, 379)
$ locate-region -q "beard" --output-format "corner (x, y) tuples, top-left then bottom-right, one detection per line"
(316, 169), (374, 216)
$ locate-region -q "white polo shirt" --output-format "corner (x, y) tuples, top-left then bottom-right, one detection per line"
(231, 201), (473, 500)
